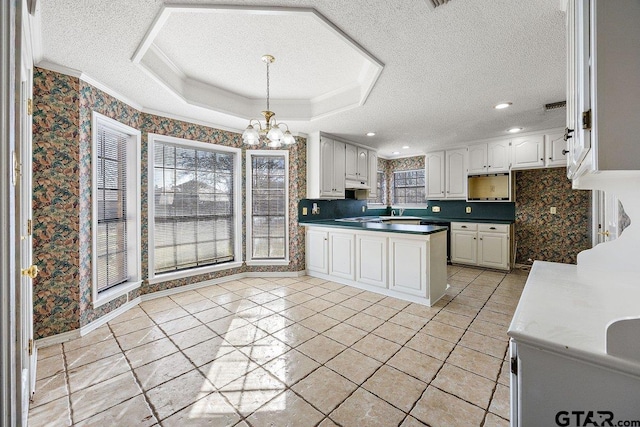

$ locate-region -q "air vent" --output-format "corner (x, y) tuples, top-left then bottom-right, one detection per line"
(424, 0), (451, 10)
(545, 101), (566, 111)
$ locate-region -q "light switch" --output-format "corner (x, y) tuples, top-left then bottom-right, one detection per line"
(432, 206), (440, 213)
(302, 207), (308, 216)
(550, 207), (557, 214)
(465, 206), (472, 214)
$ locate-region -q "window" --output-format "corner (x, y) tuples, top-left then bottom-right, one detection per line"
(246, 150), (289, 265)
(92, 112), (141, 308)
(148, 134), (242, 283)
(368, 170), (386, 205)
(392, 169), (425, 205)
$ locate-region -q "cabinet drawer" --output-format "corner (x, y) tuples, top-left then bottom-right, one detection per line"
(478, 223), (509, 233)
(451, 222), (477, 231)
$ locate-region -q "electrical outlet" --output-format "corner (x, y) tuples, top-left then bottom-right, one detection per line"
(432, 206), (440, 213)
(550, 206), (557, 214)
(465, 206), (472, 214)
(362, 206), (366, 213)
(302, 207), (308, 216)
(312, 203), (320, 215)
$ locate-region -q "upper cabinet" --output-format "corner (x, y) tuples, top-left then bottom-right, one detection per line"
(511, 136), (545, 169)
(426, 148), (467, 200)
(566, 0), (640, 181)
(307, 132), (346, 199)
(546, 133), (568, 167)
(345, 144), (368, 183)
(468, 141), (510, 174)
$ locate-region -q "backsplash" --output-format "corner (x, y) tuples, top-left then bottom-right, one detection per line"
(298, 199), (370, 221)
(397, 200), (515, 221)
(514, 168), (591, 264)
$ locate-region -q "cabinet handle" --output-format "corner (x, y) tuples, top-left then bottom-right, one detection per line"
(548, 157), (552, 160)
(490, 227), (496, 230)
(564, 127), (574, 141)
(473, 237), (476, 240)
(562, 149), (569, 155)
(479, 238), (483, 240)
(540, 158), (543, 161)
(461, 226), (467, 228)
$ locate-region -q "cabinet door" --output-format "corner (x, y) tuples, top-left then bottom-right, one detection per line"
(546, 133), (567, 167)
(356, 234), (387, 288)
(306, 229), (328, 274)
(511, 136), (545, 169)
(328, 232), (355, 280)
(478, 232), (509, 270)
(388, 237), (427, 297)
(468, 145), (487, 174)
(319, 137), (335, 197)
(451, 231), (477, 265)
(488, 140), (511, 172)
(446, 148), (467, 199)
(357, 148), (368, 182)
(345, 143), (358, 180)
(426, 151), (445, 199)
(332, 140), (346, 197)
(368, 151), (378, 199)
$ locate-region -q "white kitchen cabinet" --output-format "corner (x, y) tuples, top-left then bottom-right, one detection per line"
(426, 151), (445, 199)
(511, 135), (545, 170)
(426, 149), (466, 200)
(545, 132), (567, 167)
(328, 232), (355, 280)
(451, 222), (511, 270)
(355, 234), (387, 288)
(467, 141), (510, 174)
(345, 144), (368, 183)
(446, 148), (467, 198)
(451, 223), (477, 265)
(306, 229), (328, 274)
(388, 237), (427, 297)
(566, 0), (640, 181)
(368, 151), (378, 199)
(307, 132), (346, 199)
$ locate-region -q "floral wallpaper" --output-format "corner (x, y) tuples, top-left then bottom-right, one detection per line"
(380, 155), (426, 206)
(32, 67), (307, 339)
(514, 168), (591, 264)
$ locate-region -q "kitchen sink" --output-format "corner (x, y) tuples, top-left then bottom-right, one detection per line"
(335, 216), (382, 223)
(377, 216), (423, 221)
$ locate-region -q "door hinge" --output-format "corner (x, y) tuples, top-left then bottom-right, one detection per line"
(28, 339), (33, 356)
(582, 109), (592, 130)
(27, 219), (32, 236)
(27, 98), (33, 116)
(510, 356), (518, 375)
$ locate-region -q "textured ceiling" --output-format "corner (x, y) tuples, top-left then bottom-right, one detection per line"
(35, 0), (567, 157)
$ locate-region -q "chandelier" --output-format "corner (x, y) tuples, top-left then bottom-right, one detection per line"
(242, 54), (296, 147)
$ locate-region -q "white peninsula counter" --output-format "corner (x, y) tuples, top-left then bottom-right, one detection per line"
(301, 220), (448, 306)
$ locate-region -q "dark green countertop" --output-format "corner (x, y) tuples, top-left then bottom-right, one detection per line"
(300, 220), (448, 235)
(416, 216), (514, 224)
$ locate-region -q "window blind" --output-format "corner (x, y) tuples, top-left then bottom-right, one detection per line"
(251, 155), (286, 259)
(393, 169), (425, 204)
(153, 143), (235, 273)
(96, 126), (129, 292)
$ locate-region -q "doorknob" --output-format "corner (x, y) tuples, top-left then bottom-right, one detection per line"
(21, 264), (39, 279)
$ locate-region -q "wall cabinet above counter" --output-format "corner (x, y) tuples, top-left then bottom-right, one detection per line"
(307, 131), (378, 200)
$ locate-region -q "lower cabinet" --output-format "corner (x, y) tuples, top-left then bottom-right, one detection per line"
(355, 234), (387, 288)
(451, 222), (511, 270)
(304, 227), (448, 306)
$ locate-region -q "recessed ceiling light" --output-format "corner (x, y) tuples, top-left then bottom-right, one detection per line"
(402, 145), (410, 149)
(392, 151), (400, 155)
(494, 102), (512, 109)
(366, 132), (376, 136)
(508, 127), (523, 133)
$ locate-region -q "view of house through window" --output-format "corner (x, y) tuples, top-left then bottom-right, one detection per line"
(393, 169), (425, 204)
(248, 152), (288, 261)
(152, 142), (236, 274)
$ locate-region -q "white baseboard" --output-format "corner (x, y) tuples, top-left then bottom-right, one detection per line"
(36, 270), (307, 348)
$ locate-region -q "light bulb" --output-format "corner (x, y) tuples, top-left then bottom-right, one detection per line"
(267, 124), (284, 143)
(283, 130), (296, 145)
(242, 125), (260, 145)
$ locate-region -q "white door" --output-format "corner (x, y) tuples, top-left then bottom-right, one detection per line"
(445, 148), (467, 198)
(328, 232), (355, 280)
(332, 140), (346, 197)
(451, 231), (477, 264)
(356, 147), (368, 182)
(468, 145), (487, 174)
(368, 151), (378, 199)
(546, 133), (568, 167)
(388, 238), (427, 297)
(345, 143), (358, 180)
(487, 140), (511, 172)
(478, 232), (508, 269)
(18, 24), (36, 423)
(511, 136), (545, 169)
(355, 234), (387, 288)
(425, 151), (444, 199)
(319, 137), (334, 197)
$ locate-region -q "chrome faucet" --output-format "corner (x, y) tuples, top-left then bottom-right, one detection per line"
(399, 208), (405, 216)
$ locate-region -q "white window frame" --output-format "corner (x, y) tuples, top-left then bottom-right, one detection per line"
(246, 150), (290, 266)
(91, 111), (142, 308)
(147, 133), (243, 284)
(368, 170), (387, 207)
(391, 169), (428, 208)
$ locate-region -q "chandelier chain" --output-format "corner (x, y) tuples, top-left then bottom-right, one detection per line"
(266, 59), (270, 112)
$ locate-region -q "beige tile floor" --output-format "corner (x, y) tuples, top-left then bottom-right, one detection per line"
(29, 265), (527, 427)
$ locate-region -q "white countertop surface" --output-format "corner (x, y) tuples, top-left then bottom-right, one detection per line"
(508, 261), (640, 376)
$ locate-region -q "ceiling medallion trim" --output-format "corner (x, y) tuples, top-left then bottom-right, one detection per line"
(131, 4), (384, 122)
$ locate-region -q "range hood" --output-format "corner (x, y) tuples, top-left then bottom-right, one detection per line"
(345, 180), (370, 190)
